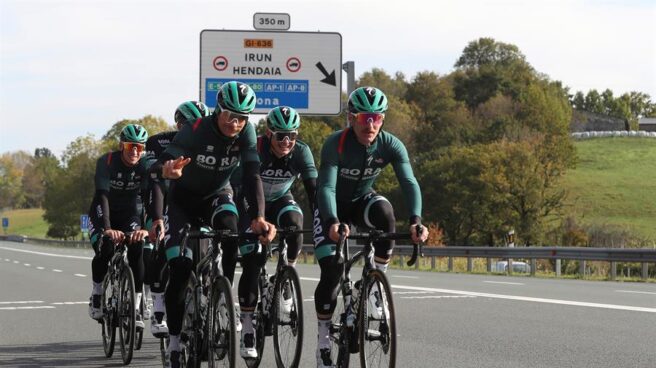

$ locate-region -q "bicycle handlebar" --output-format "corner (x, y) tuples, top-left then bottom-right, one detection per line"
(332, 225), (425, 267)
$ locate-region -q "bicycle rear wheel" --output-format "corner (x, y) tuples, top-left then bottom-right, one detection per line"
(118, 266), (136, 365)
(329, 285), (351, 368)
(101, 272), (116, 358)
(244, 298), (266, 368)
(358, 269), (396, 368)
(272, 266), (304, 368)
(207, 276), (237, 368)
(181, 275), (202, 368)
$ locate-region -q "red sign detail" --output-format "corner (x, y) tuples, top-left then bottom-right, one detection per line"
(286, 57), (301, 73)
(213, 56), (228, 71)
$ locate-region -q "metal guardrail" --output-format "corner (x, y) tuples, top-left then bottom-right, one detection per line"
(294, 244), (655, 280)
(3, 235), (653, 280)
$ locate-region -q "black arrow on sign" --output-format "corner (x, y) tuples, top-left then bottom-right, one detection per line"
(315, 62), (336, 86)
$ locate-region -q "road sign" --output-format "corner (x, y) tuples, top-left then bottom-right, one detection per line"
(80, 214), (89, 232)
(200, 30), (342, 115)
(253, 13), (290, 31)
(2, 217), (8, 228)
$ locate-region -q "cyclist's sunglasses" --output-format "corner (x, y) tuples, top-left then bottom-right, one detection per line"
(352, 112), (384, 127)
(227, 111), (249, 123)
(271, 130), (298, 142)
(123, 142), (146, 153)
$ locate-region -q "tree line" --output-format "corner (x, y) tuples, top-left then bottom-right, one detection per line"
(2, 37), (655, 245)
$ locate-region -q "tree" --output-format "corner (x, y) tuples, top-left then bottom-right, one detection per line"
(453, 38), (535, 109)
(21, 148), (60, 208)
(0, 154), (25, 208)
(583, 90), (604, 114)
(357, 68), (408, 100)
(101, 115), (173, 151)
(455, 37), (529, 69)
(43, 136), (101, 239)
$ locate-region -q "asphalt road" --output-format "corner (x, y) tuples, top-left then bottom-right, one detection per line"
(1, 241), (655, 367)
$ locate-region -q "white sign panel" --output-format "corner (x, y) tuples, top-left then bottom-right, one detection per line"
(253, 13), (290, 30)
(200, 30), (342, 115)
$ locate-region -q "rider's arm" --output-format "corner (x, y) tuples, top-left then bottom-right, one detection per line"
(240, 123), (265, 219)
(94, 154), (112, 230)
(389, 136), (422, 225)
(297, 142), (319, 210)
(317, 133), (341, 226)
(146, 127), (191, 219)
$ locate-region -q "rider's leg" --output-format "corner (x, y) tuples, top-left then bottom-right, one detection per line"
(273, 196), (304, 267)
(208, 192), (240, 284)
(354, 193), (396, 270)
(162, 195), (194, 353)
(237, 248), (261, 358)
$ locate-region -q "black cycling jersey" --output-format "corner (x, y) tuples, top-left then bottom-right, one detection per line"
(91, 151), (148, 230)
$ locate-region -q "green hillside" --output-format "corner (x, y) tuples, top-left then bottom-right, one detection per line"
(561, 137), (656, 242)
(0, 208), (49, 238)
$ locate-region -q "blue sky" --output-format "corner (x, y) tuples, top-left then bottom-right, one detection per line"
(1, 0), (654, 157)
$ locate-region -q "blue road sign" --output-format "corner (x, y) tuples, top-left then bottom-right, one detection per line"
(2, 217), (8, 228)
(80, 214), (90, 232)
(206, 78), (309, 110)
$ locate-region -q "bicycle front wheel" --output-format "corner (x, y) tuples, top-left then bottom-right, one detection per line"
(118, 266), (136, 365)
(207, 276), (237, 368)
(101, 272), (116, 358)
(358, 269), (396, 368)
(272, 266), (304, 368)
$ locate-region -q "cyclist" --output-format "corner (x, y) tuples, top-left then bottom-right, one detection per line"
(312, 87), (429, 367)
(88, 124), (150, 332)
(148, 81), (276, 368)
(232, 105), (317, 358)
(142, 101), (210, 337)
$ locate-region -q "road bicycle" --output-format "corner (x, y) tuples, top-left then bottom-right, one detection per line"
(171, 224), (260, 368)
(243, 226), (310, 368)
(100, 234), (140, 365)
(329, 225), (423, 368)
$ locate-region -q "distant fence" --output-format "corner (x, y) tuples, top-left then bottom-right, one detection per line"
(571, 130), (656, 139)
(0, 235), (88, 248)
(3, 235), (654, 280)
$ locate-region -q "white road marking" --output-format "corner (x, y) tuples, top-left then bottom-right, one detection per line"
(4, 259), (9, 261)
(401, 295), (477, 299)
(13, 260), (19, 264)
(484, 281), (525, 285)
(74, 274), (87, 277)
(36, 266), (45, 270)
(392, 284), (656, 313)
(23, 263), (31, 267)
(0, 246), (92, 260)
(52, 301), (87, 305)
(392, 275), (419, 279)
(394, 291), (436, 295)
(53, 269), (63, 272)
(615, 290), (656, 295)
(303, 298), (315, 302)
(0, 301), (44, 305)
(0, 306), (56, 310)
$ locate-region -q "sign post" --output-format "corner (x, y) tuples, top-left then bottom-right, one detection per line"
(200, 30), (342, 115)
(2, 217), (8, 235)
(80, 214), (89, 240)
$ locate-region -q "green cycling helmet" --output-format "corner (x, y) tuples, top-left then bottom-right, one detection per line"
(120, 124), (148, 143)
(174, 101), (210, 126)
(216, 81), (256, 114)
(347, 86), (388, 113)
(266, 106), (300, 131)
